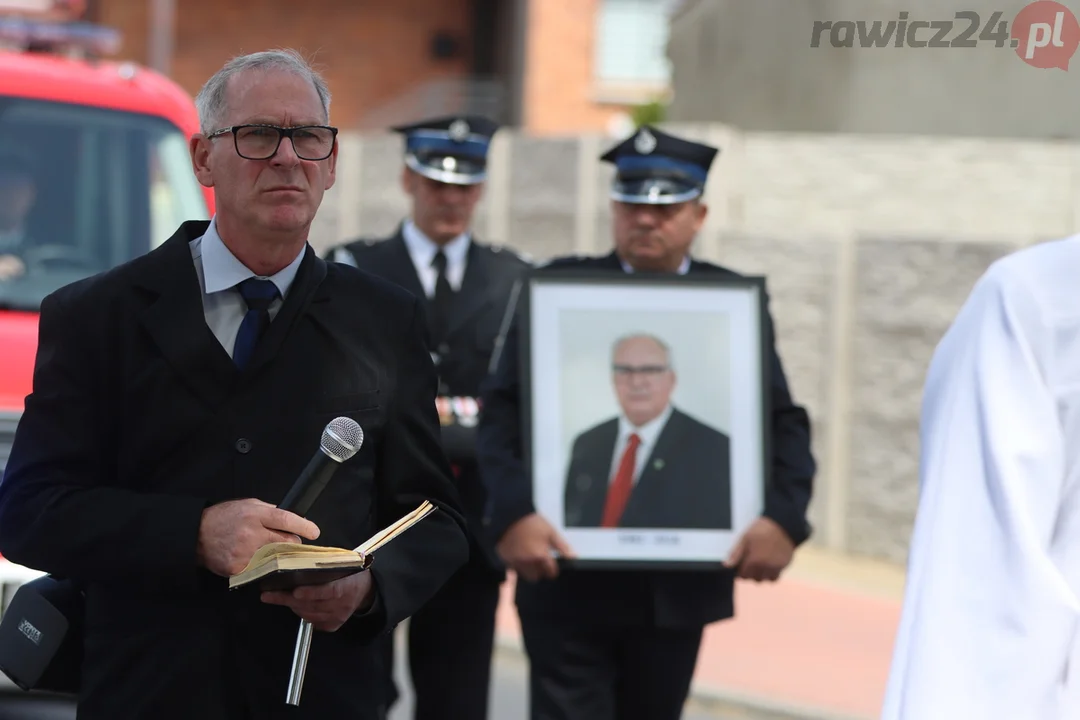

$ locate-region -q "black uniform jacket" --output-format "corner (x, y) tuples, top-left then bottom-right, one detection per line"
(328, 225), (532, 572)
(475, 251), (816, 629)
(0, 220), (470, 720)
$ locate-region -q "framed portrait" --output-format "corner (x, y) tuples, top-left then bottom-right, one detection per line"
(518, 270), (770, 570)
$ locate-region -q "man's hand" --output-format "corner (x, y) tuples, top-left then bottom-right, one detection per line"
(196, 498), (320, 578)
(0, 255), (25, 281)
(261, 571), (376, 632)
(725, 516), (795, 582)
(496, 512), (575, 582)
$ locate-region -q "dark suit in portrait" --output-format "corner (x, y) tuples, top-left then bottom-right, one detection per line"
(563, 406), (731, 531)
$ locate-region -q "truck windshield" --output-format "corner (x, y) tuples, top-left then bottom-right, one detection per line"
(0, 96), (209, 311)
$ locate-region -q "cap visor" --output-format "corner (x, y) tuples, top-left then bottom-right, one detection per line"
(610, 177), (702, 205)
(405, 154), (486, 185)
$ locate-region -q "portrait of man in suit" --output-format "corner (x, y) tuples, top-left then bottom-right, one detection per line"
(562, 332), (732, 531)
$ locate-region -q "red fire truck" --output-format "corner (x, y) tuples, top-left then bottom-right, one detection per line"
(0, 2), (213, 473)
(0, 7), (213, 708)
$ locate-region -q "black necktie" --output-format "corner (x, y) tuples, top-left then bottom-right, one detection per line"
(429, 250), (454, 347)
(233, 277), (280, 368)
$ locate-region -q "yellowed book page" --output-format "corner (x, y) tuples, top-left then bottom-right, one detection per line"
(355, 501), (435, 554)
(240, 543), (359, 574)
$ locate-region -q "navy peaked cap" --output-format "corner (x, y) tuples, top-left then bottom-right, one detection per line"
(599, 125), (719, 204)
(392, 115), (501, 185)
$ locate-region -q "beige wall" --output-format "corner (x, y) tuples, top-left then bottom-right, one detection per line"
(308, 122), (1078, 567)
(666, 0), (1080, 139)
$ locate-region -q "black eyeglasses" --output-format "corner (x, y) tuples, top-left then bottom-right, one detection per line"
(206, 124), (338, 161)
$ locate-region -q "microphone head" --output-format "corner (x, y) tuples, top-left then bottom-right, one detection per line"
(321, 417), (364, 463)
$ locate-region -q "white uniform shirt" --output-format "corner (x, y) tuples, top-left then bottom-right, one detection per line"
(332, 220), (469, 299)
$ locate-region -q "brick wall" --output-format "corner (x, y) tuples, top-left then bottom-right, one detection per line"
(307, 122), (1078, 568)
(522, 0), (641, 136)
(96, 0), (473, 130)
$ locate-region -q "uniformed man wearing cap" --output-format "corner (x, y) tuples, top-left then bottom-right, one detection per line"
(323, 115), (531, 720)
(475, 125), (817, 720)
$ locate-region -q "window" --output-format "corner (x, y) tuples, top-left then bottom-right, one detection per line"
(594, 0), (674, 86)
(0, 97), (209, 311)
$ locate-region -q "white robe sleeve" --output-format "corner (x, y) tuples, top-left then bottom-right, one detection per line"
(881, 264), (1080, 720)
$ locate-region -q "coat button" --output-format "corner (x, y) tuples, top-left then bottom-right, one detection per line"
(235, 438), (252, 454)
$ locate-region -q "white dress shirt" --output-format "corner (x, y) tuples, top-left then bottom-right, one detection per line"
(400, 219), (470, 298)
(609, 404), (674, 486)
(188, 216), (305, 359)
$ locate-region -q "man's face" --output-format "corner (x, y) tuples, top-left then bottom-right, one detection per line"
(402, 168), (483, 244)
(190, 68), (337, 239)
(612, 199), (707, 273)
(0, 172), (35, 232)
(612, 336), (675, 427)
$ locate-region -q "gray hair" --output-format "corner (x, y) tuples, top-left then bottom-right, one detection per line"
(611, 333), (672, 367)
(194, 49), (332, 134)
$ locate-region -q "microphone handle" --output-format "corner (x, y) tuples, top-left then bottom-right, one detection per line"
(278, 450), (340, 516)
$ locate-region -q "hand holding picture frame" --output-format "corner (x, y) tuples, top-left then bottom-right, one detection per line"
(518, 270), (771, 570)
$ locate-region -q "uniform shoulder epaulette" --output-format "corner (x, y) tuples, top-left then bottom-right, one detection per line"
(353, 236), (385, 249)
(485, 243), (535, 267)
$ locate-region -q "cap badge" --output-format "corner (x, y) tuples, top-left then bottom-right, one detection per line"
(634, 128), (657, 154)
(448, 119), (470, 142)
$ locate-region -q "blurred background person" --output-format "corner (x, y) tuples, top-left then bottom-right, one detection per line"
(476, 125), (816, 720)
(325, 114), (531, 720)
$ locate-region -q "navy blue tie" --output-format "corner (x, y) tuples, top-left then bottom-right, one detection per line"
(233, 277), (280, 369)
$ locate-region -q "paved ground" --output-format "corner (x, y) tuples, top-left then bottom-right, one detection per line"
(0, 543), (905, 720)
(386, 637), (804, 720)
(490, 546), (906, 720)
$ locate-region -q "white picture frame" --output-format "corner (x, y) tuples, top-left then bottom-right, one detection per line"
(518, 270), (770, 569)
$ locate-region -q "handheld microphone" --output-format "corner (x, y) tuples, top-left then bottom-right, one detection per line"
(283, 415), (363, 707)
(278, 416), (365, 515)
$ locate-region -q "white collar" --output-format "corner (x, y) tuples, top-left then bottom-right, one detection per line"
(619, 255), (691, 275)
(200, 215), (305, 298)
(618, 404), (674, 447)
(402, 218), (470, 269)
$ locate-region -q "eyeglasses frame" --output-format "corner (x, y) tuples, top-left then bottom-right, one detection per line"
(205, 123), (339, 161)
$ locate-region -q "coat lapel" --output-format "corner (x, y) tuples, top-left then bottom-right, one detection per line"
(136, 222), (236, 409)
(581, 421), (619, 526)
(244, 246), (328, 375)
(446, 241), (494, 338)
(623, 410), (683, 523)
(380, 231), (495, 340)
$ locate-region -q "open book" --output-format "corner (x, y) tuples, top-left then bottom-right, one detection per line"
(229, 501), (436, 592)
